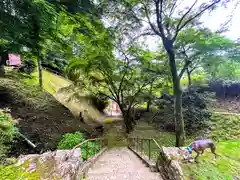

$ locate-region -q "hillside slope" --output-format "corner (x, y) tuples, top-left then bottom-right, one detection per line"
(33, 69), (104, 126)
(0, 71), (94, 155)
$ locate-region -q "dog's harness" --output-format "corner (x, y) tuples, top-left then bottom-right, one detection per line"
(186, 146), (193, 154)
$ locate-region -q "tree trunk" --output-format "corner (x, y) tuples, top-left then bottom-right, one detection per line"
(123, 112), (133, 133)
(120, 105), (134, 133)
(167, 49), (185, 147)
(0, 55), (5, 77)
(187, 67), (192, 87)
(37, 50), (43, 89)
(0, 65), (5, 77)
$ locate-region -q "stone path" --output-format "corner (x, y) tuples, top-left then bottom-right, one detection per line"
(86, 147), (162, 180)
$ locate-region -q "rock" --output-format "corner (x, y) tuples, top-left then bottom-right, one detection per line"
(15, 148), (83, 180)
(156, 147), (193, 180)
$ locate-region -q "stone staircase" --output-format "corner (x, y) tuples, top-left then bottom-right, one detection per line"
(86, 147), (162, 180)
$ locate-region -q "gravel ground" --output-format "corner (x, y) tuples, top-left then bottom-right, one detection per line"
(86, 147), (162, 180)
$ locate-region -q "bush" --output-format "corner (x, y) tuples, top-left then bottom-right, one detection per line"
(152, 87), (212, 135)
(57, 131), (85, 149)
(0, 110), (18, 163)
(57, 132), (100, 161)
(81, 142), (100, 160)
(19, 59), (36, 74)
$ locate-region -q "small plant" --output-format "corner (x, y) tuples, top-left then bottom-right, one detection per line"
(81, 141), (100, 160)
(0, 110), (18, 163)
(57, 131), (100, 161)
(57, 131), (85, 149)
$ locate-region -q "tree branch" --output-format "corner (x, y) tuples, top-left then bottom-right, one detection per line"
(169, 0), (178, 18)
(173, 0), (198, 42)
(118, 65), (130, 98)
(154, 0), (166, 39)
(141, 2), (161, 36)
(98, 67), (119, 99)
(179, 60), (192, 78)
(173, 0), (220, 42)
(132, 31), (158, 41)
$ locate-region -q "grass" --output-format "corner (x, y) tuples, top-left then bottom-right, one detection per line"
(25, 69), (72, 95)
(182, 140), (240, 180)
(0, 109), (18, 162)
(182, 113), (240, 180)
(0, 164), (39, 180)
(211, 113), (240, 140)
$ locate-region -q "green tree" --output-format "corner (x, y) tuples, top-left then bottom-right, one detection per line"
(0, 0), (36, 76)
(66, 39), (164, 132)
(175, 28), (236, 86)
(103, 0), (231, 146)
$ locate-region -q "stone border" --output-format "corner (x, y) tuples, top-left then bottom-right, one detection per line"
(78, 147), (108, 178)
(128, 146), (157, 172)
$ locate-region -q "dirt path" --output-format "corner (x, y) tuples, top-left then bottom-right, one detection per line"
(86, 147), (162, 180)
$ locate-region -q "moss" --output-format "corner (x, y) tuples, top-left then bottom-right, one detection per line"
(211, 113), (240, 140)
(0, 164), (39, 180)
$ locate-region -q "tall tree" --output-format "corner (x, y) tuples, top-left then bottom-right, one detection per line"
(103, 0), (231, 146)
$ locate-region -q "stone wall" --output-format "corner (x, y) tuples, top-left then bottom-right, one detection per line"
(15, 148), (83, 180)
(156, 147), (192, 180)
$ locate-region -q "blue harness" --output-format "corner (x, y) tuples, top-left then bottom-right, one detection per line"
(186, 146), (193, 154)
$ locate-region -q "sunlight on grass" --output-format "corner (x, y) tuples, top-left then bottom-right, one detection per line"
(103, 117), (114, 124)
(211, 113), (240, 140)
(182, 113), (240, 179)
(182, 140), (240, 180)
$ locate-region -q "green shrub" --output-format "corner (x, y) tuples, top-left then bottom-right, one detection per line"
(81, 142), (100, 160)
(57, 131), (85, 149)
(0, 110), (18, 163)
(57, 131), (100, 161)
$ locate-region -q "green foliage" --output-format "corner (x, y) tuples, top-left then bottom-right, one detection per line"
(57, 131), (100, 161)
(0, 110), (18, 162)
(81, 142), (100, 160)
(0, 164), (39, 180)
(57, 131), (85, 149)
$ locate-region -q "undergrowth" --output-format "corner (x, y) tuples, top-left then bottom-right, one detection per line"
(57, 131), (100, 161)
(0, 109), (18, 163)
